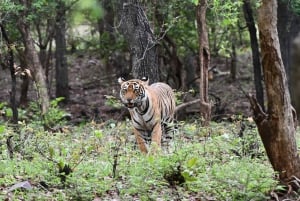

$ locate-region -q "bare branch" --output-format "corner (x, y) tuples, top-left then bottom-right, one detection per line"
(175, 99), (200, 113)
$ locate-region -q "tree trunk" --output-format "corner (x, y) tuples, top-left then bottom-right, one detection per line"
(278, 1), (300, 81)
(0, 24), (18, 124)
(249, 0), (300, 184)
(18, 0), (49, 115)
(18, 49), (30, 106)
(196, 0), (211, 126)
(119, 0), (159, 83)
(280, 1), (300, 117)
(20, 25), (50, 115)
(291, 34), (300, 118)
(55, 2), (69, 103)
(230, 41), (237, 81)
(243, 0), (265, 112)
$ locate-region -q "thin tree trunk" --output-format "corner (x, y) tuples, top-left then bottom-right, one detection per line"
(243, 0), (265, 112)
(18, 49), (29, 106)
(119, 0), (159, 83)
(291, 33), (300, 118)
(277, 0), (291, 78)
(0, 24), (18, 124)
(196, 0), (211, 126)
(281, 1), (300, 117)
(55, 2), (69, 102)
(249, 0), (300, 184)
(230, 41), (237, 81)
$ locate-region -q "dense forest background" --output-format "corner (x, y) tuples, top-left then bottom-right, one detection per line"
(1, 0), (300, 200)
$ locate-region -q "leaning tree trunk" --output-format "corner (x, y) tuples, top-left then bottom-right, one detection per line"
(196, 0), (211, 126)
(18, 0), (49, 115)
(243, 0), (265, 112)
(249, 0), (300, 184)
(119, 0), (159, 83)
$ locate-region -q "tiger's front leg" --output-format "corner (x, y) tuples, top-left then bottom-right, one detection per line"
(133, 128), (148, 153)
(150, 123), (162, 152)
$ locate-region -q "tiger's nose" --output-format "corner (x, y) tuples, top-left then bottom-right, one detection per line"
(127, 98), (132, 102)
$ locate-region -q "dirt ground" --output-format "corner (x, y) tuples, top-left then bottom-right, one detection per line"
(0, 52), (255, 123)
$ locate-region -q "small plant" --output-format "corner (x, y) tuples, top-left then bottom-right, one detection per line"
(104, 95), (122, 109)
(44, 97), (69, 128)
(0, 102), (13, 121)
(22, 97), (69, 128)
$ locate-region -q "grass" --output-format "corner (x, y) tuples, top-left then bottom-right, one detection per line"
(0, 114), (280, 201)
(0, 100), (281, 200)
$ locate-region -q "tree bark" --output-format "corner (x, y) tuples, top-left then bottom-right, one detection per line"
(280, 1), (300, 117)
(18, 0), (49, 115)
(0, 24), (18, 124)
(196, 0), (211, 126)
(278, 1), (300, 82)
(250, 0), (300, 184)
(243, 0), (265, 112)
(55, 1), (69, 103)
(230, 41), (237, 81)
(119, 0), (159, 83)
(291, 34), (300, 118)
(18, 49), (30, 106)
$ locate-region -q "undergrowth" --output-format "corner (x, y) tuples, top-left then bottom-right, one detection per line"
(0, 102), (281, 200)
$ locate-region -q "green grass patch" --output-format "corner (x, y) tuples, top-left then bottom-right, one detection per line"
(0, 117), (279, 200)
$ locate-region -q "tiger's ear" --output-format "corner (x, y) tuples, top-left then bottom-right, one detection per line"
(118, 77), (126, 85)
(141, 76), (149, 85)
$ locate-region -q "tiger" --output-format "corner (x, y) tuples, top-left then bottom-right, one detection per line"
(118, 76), (176, 153)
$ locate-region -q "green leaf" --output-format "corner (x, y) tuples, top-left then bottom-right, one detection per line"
(0, 125), (5, 134)
(94, 130), (103, 139)
(49, 147), (55, 159)
(5, 108), (13, 118)
(190, 0), (199, 5)
(187, 157), (198, 168)
(181, 171), (197, 182)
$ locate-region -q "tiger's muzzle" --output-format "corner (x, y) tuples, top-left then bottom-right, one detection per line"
(124, 102), (135, 108)
(123, 99), (142, 109)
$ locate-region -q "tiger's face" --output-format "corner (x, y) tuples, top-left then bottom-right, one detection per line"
(118, 77), (149, 109)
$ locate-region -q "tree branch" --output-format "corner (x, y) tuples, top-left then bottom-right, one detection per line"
(175, 99), (200, 113)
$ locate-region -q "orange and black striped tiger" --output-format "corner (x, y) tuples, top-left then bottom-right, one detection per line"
(118, 77), (176, 153)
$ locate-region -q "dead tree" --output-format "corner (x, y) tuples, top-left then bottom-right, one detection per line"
(196, 0), (211, 126)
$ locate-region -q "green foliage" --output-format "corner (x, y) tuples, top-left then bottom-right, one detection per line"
(0, 102), (12, 119)
(104, 95), (122, 109)
(44, 97), (69, 128)
(71, 0), (104, 24)
(291, 0), (300, 15)
(157, 0), (199, 56)
(207, 0), (245, 56)
(0, 0), (57, 24)
(0, 118), (281, 200)
(210, 0), (243, 26)
(15, 98), (68, 128)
